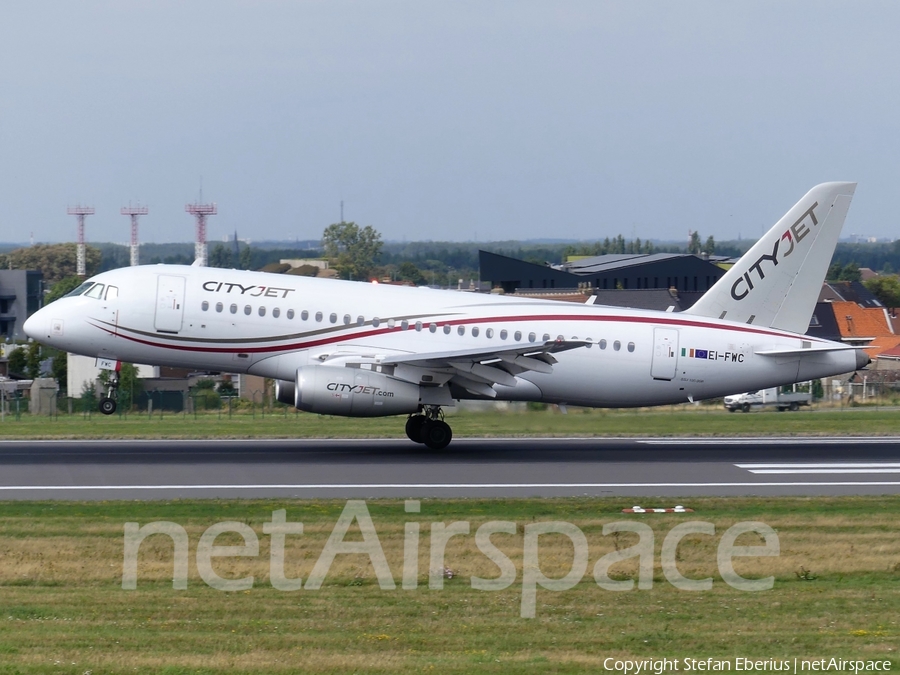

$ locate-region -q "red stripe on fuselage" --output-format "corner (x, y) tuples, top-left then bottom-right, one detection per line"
(89, 312), (821, 357)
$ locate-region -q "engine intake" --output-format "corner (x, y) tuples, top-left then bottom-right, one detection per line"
(294, 365), (422, 417)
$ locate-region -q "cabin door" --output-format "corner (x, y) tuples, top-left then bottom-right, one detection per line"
(154, 275), (186, 333)
(651, 328), (679, 380)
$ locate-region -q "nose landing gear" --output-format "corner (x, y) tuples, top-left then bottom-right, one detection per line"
(406, 406), (452, 450)
(98, 372), (119, 415)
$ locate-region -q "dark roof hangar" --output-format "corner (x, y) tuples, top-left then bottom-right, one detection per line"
(479, 250), (731, 295)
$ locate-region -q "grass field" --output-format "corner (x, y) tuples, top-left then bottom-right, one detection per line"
(0, 497), (898, 674)
(0, 405), (899, 439)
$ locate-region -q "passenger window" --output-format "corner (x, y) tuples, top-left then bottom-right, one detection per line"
(201, 301), (209, 311)
(599, 339), (607, 350)
(372, 317), (380, 327)
(429, 323), (437, 333)
(627, 342), (635, 352)
(215, 302), (223, 313)
(330, 313), (337, 323)
(500, 329), (508, 340)
(472, 326), (479, 337)
(259, 306), (266, 317)
(614, 340), (621, 351)
(315, 312), (323, 322)
(230, 304), (238, 314)
(401, 320), (409, 330)
(388, 319), (396, 328)
(301, 310), (309, 321)
(415, 321), (422, 332)
(443, 324), (451, 334)
(486, 328), (493, 338)
(528, 332), (536, 342)
(85, 283), (105, 299)
(105, 285), (118, 300)
(357, 316), (365, 326)
(287, 309), (295, 319)
(514, 331), (522, 341)
(543, 333), (551, 342)
(273, 308), (280, 318)
(457, 325), (466, 335)
(244, 305), (252, 316)
(343, 314), (351, 325)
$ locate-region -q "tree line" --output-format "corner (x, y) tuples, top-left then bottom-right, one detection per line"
(6, 229), (900, 302)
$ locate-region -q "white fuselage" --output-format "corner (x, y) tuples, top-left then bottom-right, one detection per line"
(25, 264), (862, 407)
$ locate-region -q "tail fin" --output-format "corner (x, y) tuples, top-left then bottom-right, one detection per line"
(684, 182), (856, 334)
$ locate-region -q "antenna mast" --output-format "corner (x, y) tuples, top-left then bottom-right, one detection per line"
(185, 200), (217, 267)
(67, 205), (95, 276)
(121, 204), (148, 266)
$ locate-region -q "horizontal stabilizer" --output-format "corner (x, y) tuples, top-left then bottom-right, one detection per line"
(755, 345), (856, 357)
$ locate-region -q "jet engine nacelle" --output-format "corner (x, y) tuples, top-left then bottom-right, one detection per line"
(274, 379), (295, 406)
(294, 365), (422, 417)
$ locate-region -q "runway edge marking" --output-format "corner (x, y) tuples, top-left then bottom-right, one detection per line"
(3, 481), (900, 491)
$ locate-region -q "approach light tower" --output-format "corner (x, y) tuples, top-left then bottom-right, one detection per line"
(121, 204), (148, 266)
(67, 205), (95, 276)
(185, 201), (217, 266)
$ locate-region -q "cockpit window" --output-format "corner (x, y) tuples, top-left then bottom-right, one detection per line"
(84, 283), (105, 299)
(105, 285), (118, 301)
(64, 281), (95, 298)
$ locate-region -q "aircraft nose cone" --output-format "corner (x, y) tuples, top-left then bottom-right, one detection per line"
(23, 313), (40, 339)
(23, 309), (51, 341)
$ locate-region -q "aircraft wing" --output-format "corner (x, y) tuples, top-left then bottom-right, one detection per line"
(331, 339), (589, 398)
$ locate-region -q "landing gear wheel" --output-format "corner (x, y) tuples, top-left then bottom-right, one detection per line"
(421, 420), (452, 450)
(99, 397), (117, 415)
(99, 370), (120, 415)
(405, 414), (427, 443)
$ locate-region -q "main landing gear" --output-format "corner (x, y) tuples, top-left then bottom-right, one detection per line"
(406, 406), (452, 450)
(98, 372), (118, 415)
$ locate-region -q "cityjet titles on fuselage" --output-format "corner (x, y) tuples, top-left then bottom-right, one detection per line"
(202, 280), (295, 299)
(730, 201), (819, 301)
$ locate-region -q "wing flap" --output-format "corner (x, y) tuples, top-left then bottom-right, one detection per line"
(498, 353), (554, 374)
(449, 361), (518, 387)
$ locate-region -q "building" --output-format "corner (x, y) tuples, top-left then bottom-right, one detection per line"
(0, 270), (43, 340)
(67, 354), (159, 398)
(807, 281), (900, 362)
(479, 250), (730, 295)
(828, 301), (899, 359)
(818, 281), (884, 308)
(280, 259), (330, 270)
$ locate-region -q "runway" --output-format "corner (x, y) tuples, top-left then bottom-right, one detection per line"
(0, 436), (899, 499)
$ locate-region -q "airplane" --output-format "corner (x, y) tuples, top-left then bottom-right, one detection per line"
(24, 182), (868, 449)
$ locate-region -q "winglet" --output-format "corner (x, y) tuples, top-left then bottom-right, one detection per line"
(684, 182), (856, 334)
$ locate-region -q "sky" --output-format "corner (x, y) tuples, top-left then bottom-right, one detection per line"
(1, 1), (899, 245)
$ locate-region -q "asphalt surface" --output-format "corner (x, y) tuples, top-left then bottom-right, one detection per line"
(0, 436), (899, 499)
